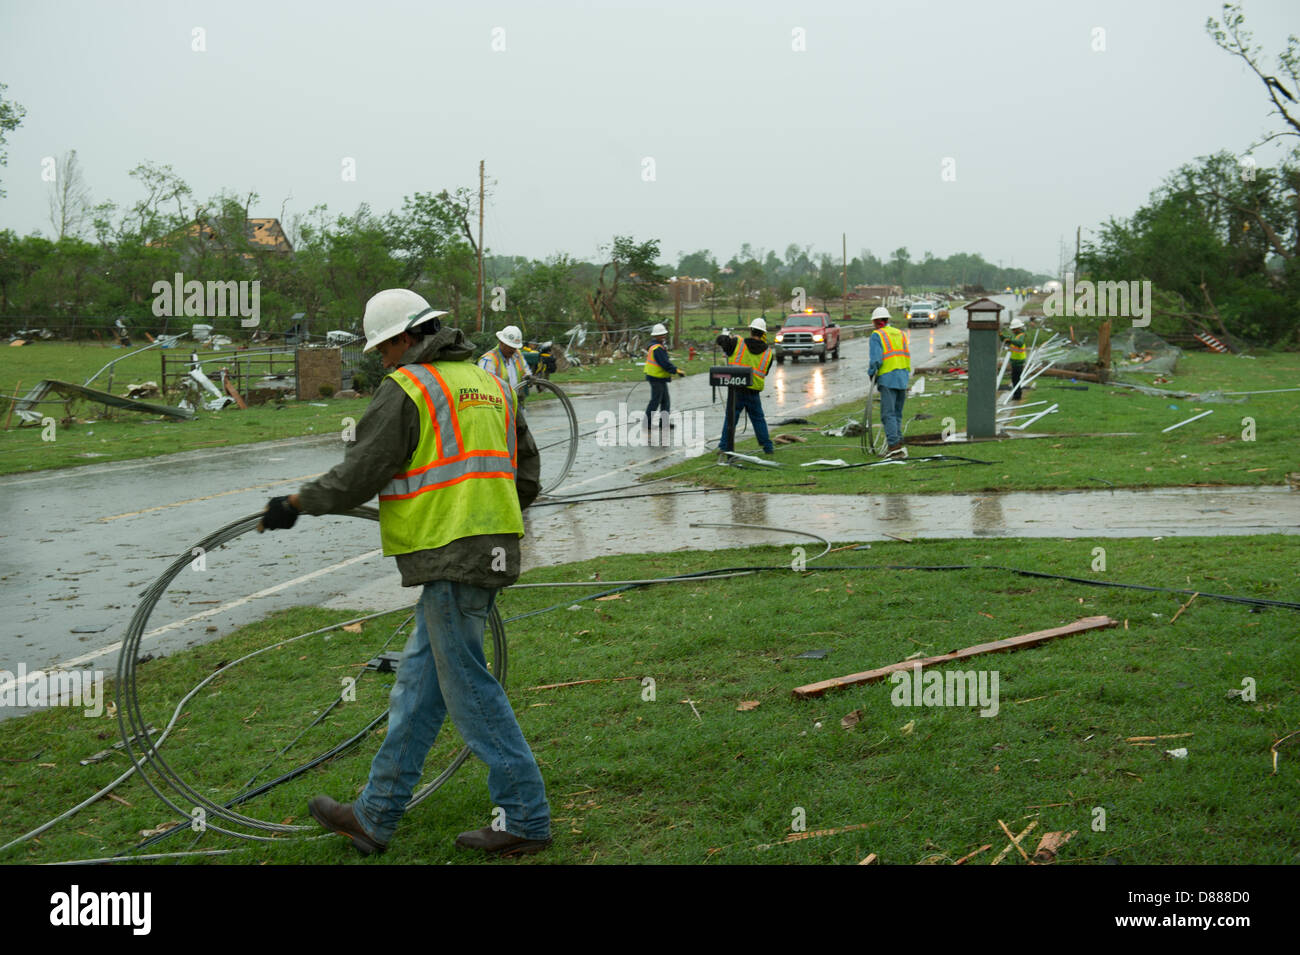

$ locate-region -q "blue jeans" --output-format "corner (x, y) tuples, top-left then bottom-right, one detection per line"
(878, 386), (906, 447)
(719, 388), (772, 453)
(353, 580), (551, 842)
(645, 376), (670, 425)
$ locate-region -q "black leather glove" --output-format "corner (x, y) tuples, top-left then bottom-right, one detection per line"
(260, 495), (299, 532)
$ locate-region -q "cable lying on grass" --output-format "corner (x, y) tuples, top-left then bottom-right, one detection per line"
(111, 510), (503, 848)
(9, 515), (1294, 863)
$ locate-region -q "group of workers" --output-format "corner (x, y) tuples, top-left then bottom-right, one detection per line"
(253, 294), (1028, 861)
(643, 307), (914, 459)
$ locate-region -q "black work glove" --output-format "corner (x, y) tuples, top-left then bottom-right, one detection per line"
(259, 495), (299, 532)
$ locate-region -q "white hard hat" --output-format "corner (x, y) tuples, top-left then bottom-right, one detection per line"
(749, 317), (767, 334)
(496, 325), (523, 349)
(1010, 317), (1025, 330)
(651, 323), (669, 337)
(871, 306), (892, 322)
(362, 289), (446, 352)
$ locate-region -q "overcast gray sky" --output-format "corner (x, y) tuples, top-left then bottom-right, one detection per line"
(2, 0), (1296, 275)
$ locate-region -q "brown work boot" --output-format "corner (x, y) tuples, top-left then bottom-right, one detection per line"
(455, 826), (552, 857)
(308, 794), (387, 856)
(885, 444), (908, 459)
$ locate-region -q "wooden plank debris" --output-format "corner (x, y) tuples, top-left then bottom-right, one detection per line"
(527, 676), (639, 691)
(1169, 592), (1198, 623)
(998, 818), (1031, 862)
(953, 844), (993, 865)
(223, 375), (248, 410)
(792, 616), (1118, 698)
(755, 822), (873, 850)
(1032, 830), (1078, 864)
(991, 821), (1038, 865)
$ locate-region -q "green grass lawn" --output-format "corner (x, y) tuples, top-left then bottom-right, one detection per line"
(647, 350), (1299, 494)
(2, 536), (1296, 865)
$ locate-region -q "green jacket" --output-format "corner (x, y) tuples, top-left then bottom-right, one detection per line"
(297, 326), (540, 589)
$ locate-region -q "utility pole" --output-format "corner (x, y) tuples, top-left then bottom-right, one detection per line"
(841, 232), (848, 321)
(673, 278), (682, 349)
(1075, 225), (1081, 277)
(476, 159), (485, 332)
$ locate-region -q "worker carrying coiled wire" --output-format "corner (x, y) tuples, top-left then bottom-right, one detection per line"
(868, 307), (912, 460)
(258, 288), (552, 858)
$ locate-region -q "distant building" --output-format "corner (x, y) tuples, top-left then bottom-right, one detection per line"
(667, 275), (714, 304)
(153, 217), (294, 257)
(853, 284), (904, 305)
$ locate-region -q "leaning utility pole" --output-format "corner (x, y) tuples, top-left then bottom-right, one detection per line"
(476, 160), (485, 332)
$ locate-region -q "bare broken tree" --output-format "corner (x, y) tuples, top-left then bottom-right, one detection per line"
(1207, 4), (1300, 150)
(1206, 5), (1300, 261)
(46, 149), (92, 239)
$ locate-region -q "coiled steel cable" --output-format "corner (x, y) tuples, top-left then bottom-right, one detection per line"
(519, 377), (579, 494)
(115, 507), (506, 841)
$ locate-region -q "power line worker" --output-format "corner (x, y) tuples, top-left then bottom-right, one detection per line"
(1000, 316), (1027, 401)
(868, 306), (911, 459)
(478, 324), (531, 399)
(644, 322), (685, 431)
(716, 316), (775, 456)
(258, 288), (551, 858)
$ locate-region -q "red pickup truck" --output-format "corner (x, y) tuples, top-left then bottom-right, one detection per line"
(774, 310), (841, 363)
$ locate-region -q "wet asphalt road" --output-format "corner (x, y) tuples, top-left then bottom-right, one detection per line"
(2, 296), (1295, 708)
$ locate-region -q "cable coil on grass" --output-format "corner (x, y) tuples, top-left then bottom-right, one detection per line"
(116, 507), (506, 841)
(860, 377), (887, 458)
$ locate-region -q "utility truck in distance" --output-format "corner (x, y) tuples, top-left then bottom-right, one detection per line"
(774, 309), (840, 363)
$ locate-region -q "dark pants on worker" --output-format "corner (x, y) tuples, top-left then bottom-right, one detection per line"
(719, 388), (773, 453)
(646, 376), (670, 428)
(1010, 360), (1024, 401)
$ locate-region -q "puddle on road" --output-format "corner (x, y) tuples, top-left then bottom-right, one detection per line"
(522, 483), (1300, 570)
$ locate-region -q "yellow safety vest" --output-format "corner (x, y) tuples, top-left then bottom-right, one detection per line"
(479, 347), (528, 387)
(730, 339), (774, 391)
(1004, 331), (1026, 361)
(872, 325), (911, 376)
(644, 343), (672, 379)
(378, 361), (524, 557)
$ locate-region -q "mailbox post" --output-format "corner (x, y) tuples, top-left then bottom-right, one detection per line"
(709, 364), (754, 460)
(965, 297), (1004, 438)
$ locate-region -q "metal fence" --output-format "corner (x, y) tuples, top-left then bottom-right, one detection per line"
(159, 347), (299, 397)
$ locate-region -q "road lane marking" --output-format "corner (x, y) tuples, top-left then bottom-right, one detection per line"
(0, 548), (384, 695)
(97, 472), (324, 522)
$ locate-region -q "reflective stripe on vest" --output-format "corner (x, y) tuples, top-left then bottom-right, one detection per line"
(479, 348), (527, 388)
(378, 362), (523, 556)
(1006, 332), (1026, 361)
(644, 344), (672, 379)
(873, 325), (910, 377)
(729, 340), (773, 391)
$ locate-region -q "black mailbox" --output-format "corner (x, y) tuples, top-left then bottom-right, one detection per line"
(709, 364), (753, 388)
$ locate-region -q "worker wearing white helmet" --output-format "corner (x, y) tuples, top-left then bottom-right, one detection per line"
(868, 307), (911, 459)
(715, 316), (775, 456)
(260, 288), (551, 858)
(1001, 316), (1028, 401)
(478, 324), (531, 397)
(644, 322), (686, 432)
